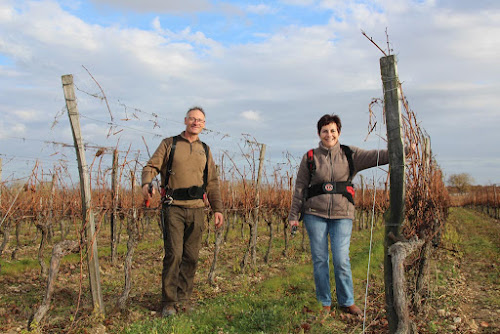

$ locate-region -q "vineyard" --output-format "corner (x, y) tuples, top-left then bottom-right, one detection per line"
(1, 56), (498, 334)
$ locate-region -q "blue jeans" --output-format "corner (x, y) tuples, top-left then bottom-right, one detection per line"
(304, 214), (354, 307)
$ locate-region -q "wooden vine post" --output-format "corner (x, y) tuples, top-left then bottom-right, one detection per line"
(0, 158), (2, 208)
(380, 55), (406, 333)
(251, 143), (266, 266)
(111, 149), (119, 264)
(62, 74), (105, 316)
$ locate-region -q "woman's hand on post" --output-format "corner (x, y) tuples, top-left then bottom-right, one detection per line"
(214, 212), (224, 229)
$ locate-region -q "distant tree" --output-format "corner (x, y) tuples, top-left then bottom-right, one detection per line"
(447, 173), (474, 194)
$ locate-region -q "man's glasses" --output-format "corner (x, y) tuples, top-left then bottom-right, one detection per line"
(187, 117), (205, 124)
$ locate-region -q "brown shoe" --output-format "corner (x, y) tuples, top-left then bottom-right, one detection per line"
(322, 306), (331, 314)
(161, 305), (177, 317)
(340, 304), (362, 316)
(179, 302), (195, 313)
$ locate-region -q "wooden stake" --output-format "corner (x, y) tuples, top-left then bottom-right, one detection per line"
(62, 74), (105, 316)
(380, 55), (406, 334)
(251, 143), (266, 265)
(111, 149), (119, 264)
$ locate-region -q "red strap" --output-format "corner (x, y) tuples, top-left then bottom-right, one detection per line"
(307, 149), (314, 173)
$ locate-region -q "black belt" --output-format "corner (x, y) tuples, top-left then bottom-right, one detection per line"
(169, 186), (205, 200)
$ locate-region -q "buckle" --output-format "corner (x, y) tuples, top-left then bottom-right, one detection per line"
(187, 186), (200, 198)
(163, 195), (173, 205)
(322, 182), (336, 194)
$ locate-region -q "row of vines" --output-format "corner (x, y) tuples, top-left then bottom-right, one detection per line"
(0, 66), (451, 332)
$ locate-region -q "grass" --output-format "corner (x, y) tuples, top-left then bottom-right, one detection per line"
(119, 265), (326, 334)
(114, 221), (388, 334)
(2, 208), (500, 333)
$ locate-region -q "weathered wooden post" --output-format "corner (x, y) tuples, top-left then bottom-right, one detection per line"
(47, 173), (56, 241)
(0, 158), (2, 208)
(493, 184), (499, 219)
(62, 74), (105, 316)
(111, 149), (119, 264)
(251, 143), (266, 266)
(118, 170), (139, 310)
(380, 55), (406, 333)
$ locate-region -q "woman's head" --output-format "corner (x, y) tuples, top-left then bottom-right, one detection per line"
(317, 114), (342, 148)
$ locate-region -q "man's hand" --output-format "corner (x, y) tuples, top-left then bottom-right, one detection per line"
(214, 212), (224, 229)
(142, 184), (154, 200)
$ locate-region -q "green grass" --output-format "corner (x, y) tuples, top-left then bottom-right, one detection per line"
(0, 258), (39, 275)
(5, 208), (499, 333)
(116, 224), (386, 334)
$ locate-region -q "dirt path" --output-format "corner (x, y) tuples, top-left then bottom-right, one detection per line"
(433, 208), (500, 333)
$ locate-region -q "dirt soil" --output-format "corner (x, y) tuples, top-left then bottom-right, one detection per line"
(424, 208), (500, 333)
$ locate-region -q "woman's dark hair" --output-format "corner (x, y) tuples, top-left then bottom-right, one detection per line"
(317, 114), (341, 134)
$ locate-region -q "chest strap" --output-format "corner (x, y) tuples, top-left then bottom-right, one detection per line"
(305, 145), (355, 205)
(306, 181), (355, 205)
(162, 135), (209, 201)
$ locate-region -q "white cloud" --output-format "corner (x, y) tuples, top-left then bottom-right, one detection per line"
(281, 0), (317, 6)
(246, 4), (277, 15)
(90, 0), (214, 13)
(0, 0), (499, 183)
(241, 110), (261, 121)
(0, 120), (27, 139)
(13, 109), (41, 121)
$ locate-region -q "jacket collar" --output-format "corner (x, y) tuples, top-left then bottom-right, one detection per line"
(318, 141), (341, 154)
(180, 131), (201, 143)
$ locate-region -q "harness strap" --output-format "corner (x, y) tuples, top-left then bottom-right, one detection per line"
(305, 145), (356, 204)
(164, 135), (179, 188)
(162, 135), (210, 201)
(202, 142), (209, 192)
(306, 181), (355, 205)
(341, 144), (354, 183)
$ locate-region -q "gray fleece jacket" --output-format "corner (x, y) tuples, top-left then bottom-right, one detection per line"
(288, 141), (388, 221)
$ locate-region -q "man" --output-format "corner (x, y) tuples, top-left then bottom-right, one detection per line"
(141, 106), (224, 317)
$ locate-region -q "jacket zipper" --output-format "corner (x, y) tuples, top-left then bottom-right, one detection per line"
(328, 149), (334, 217)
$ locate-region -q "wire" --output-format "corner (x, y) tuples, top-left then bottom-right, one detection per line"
(362, 113), (383, 333)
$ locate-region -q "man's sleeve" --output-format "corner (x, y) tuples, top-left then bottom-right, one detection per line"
(141, 139), (169, 187)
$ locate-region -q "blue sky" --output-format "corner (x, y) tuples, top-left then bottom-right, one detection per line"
(1, 0), (499, 187)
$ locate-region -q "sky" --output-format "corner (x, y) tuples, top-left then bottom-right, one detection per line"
(0, 0), (499, 188)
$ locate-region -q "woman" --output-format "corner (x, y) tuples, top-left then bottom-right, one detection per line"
(288, 114), (389, 316)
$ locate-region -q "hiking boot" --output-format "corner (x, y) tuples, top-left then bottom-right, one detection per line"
(179, 302), (195, 314)
(321, 306), (331, 315)
(340, 304), (362, 316)
(161, 305), (177, 317)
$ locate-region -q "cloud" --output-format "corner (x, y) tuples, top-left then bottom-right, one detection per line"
(90, 0), (214, 13)
(246, 4), (277, 15)
(13, 108), (41, 121)
(0, 120), (27, 139)
(0, 0), (499, 184)
(241, 110), (261, 121)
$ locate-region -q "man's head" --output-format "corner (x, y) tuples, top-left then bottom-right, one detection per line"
(184, 106), (206, 137)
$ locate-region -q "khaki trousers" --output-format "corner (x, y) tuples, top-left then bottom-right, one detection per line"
(161, 205), (205, 306)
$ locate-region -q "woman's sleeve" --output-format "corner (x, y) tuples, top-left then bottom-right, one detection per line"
(351, 146), (389, 173)
(288, 153), (310, 221)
